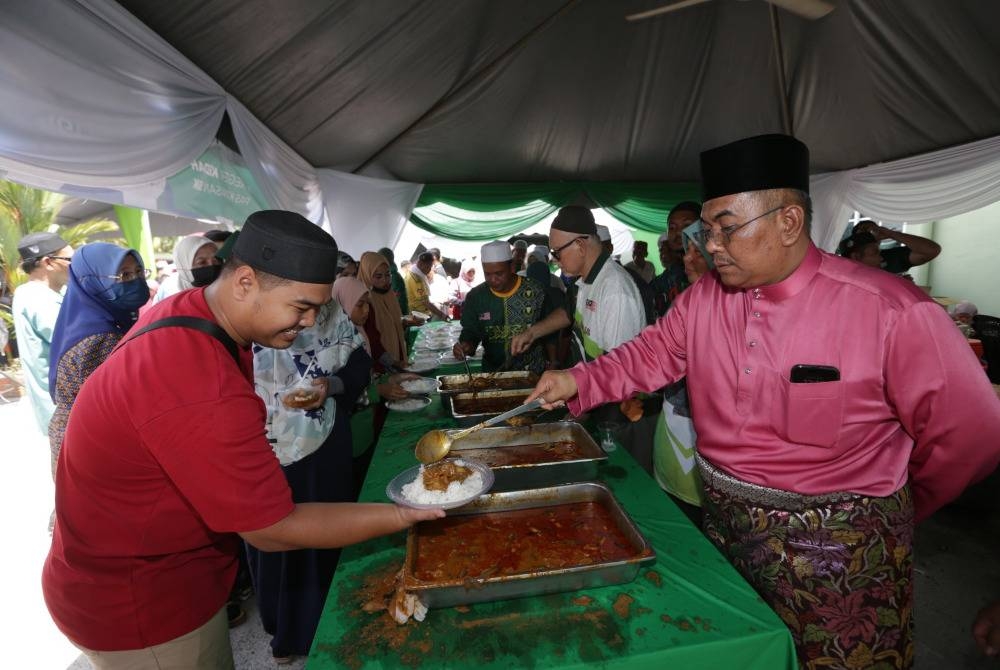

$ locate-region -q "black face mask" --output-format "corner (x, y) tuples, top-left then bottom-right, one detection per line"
(191, 264), (222, 287)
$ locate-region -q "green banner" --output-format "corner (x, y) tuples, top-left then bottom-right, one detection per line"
(160, 141), (269, 224)
(113, 205), (155, 272)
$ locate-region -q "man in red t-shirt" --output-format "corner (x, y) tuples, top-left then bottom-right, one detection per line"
(42, 211), (442, 669)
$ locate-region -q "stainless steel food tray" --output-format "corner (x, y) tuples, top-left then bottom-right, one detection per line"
(444, 388), (550, 427)
(445, 421), (606, 491)
(436, 370), (538, 395)
(402, 481), (655, 608)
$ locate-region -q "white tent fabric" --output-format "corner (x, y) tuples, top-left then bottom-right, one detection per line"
(0, 0), (327, 226)
(810, 134), (1000, 250)
(316, 170), (423, 256)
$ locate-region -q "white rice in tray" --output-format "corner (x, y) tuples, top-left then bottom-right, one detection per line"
(400, 460), (484, 505)
(390, 398), (428, 411)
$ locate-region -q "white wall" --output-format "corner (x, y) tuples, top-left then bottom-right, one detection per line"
(921, 200), (1000, 317)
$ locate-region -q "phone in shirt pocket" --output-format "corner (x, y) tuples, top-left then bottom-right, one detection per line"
(778, 364), (843, 448)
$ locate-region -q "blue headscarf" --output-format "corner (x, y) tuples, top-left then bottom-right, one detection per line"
(48, 243), (146, 397)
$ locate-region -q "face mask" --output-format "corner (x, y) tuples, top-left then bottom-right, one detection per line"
(191, 264), (222, 287)
(110, 278), (151, 310)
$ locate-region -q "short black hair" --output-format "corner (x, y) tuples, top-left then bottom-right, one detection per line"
(418, 252), (434, 264)
(222, 254), (292, 290)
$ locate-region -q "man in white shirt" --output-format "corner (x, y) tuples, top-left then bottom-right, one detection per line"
(11, 232), (73, 434)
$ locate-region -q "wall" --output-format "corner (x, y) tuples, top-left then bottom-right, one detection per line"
(921, 200), (1000, 317)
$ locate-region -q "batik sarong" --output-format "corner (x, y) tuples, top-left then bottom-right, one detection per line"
(698, 455), (914, 670)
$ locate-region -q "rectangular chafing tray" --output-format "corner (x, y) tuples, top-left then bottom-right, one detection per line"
(436, 370), (538, 395)
(402, 482), (656, 608)
(444, 388), (548, 427)
(446, 421), (606, 491)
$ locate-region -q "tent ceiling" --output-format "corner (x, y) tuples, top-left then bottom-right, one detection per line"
(114, 0), (1000, 184)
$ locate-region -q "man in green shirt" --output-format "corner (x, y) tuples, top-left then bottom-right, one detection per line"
(452, 241), (554, 374)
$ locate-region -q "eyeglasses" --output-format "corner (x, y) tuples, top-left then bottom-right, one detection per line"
(91, 268), (152, 283)
(550, 236), (588, 261)
(47, 256), (73, 263)
(694, 205), (785, 247)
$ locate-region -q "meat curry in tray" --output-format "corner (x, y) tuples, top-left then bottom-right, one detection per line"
(409, 501), (636, 583)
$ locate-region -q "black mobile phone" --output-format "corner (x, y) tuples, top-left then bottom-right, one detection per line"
(789, 364), (840, 383)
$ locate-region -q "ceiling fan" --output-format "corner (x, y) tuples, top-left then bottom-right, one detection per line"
(626, 0), (834, 22)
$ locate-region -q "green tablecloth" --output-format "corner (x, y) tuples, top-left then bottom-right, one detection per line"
(308, 330), (796, 670)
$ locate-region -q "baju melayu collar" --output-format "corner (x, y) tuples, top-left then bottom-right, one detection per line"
(744, 243), (821, 303)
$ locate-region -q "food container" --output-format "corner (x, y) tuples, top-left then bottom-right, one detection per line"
(436, 370), (539, 395)
(444, 421), (606, 491)
(402, 482), (656, 607)
(444, 388), (551, 427)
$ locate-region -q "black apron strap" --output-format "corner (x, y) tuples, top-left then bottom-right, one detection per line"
(119, 316), (240, 364)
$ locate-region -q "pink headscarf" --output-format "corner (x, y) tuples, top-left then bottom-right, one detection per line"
(332, 276), (371, 353)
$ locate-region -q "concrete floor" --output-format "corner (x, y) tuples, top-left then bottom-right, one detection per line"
(2, 374), (997, 669)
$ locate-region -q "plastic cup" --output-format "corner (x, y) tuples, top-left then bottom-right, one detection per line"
(597, 421), (621, 453)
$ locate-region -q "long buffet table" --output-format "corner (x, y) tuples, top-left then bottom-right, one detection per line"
(308, 326), (796, 669)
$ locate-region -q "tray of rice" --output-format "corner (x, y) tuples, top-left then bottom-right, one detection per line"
(444, 421), (606, 491)
(406, 357), (439, 375)
(386, 459), (494, 510)
(400, 481), (655, 607)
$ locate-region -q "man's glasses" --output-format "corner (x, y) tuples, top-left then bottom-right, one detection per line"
(551, 236), (588, 261)
(47, 256), (73, 263)
(92, 269), (152, 283)
(694, 205), (785, 247)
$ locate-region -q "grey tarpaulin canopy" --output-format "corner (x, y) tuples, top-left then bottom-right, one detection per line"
(114, 0), (1000, 183)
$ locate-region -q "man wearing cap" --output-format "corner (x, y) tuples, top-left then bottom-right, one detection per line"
(853, 218), (941, 274)
(512, 207), (657, 471)
(11, 232), (73, 434)
(42, 210), (442, 669)
(511, 238), (528, 273)
(652, 201), (701, 315)
(526, 135), (1000, 669)
(836, 229), (882, 268)
(405, 251), (449, 321)
(452, 240), (554, 374)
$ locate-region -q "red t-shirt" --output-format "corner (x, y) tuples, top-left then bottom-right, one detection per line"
(42, 289), (294, 650)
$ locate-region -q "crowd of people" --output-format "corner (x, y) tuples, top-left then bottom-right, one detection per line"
(8, 132), (998, 670)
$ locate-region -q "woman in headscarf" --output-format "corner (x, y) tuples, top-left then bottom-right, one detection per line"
(48, 243), (149, 477)
(249, 281), (371, 664)
(334, 273), (418, 482)
(152, 235), (220, 303)
(357, 252), (408, 372)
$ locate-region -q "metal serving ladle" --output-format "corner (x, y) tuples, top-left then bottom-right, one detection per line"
(414, 397), (547, 464)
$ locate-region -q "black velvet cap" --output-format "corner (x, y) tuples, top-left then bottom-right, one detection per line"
(551, 205), (597, 235)
(700, 134), (810, 201)
(837, 231), (877, 256)
(232, 210), (338, 284)
(17, 232), (68, 261)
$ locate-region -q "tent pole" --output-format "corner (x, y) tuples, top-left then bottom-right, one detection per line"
(769, 4), (793, 136)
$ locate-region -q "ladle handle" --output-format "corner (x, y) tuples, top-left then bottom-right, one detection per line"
(451, 397), (547, 442)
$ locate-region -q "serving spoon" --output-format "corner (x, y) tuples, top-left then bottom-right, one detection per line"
(414, 397), (547, 463)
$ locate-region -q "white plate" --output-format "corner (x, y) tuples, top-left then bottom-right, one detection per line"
(386, 396), (432, 412)
(406, 358), (439, 375)
(385, 459), (495, 510)
(400, 377), (441, 394)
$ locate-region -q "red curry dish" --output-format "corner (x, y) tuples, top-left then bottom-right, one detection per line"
(410, 502), (636, 582)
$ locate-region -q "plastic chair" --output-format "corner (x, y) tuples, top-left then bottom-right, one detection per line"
(972, 314), (1000, 384)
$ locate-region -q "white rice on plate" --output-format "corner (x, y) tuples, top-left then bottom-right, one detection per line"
(400, 378), (439, 394)
(388, 398), (430, 412)
(400, 460), (485, 505)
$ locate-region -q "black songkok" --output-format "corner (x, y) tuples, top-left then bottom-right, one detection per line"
(17, 232), (68, 261)
(232, 210), (339, 284)
(551, 205), (597, 236)
(700, 134), (810, 201)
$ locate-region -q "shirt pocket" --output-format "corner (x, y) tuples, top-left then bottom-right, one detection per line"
(775, 378), (844, 449)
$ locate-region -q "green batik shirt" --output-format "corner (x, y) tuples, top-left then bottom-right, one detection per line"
(459, 276), (551, 374)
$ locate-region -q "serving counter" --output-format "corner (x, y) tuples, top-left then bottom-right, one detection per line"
(308, 332), (796, 669)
